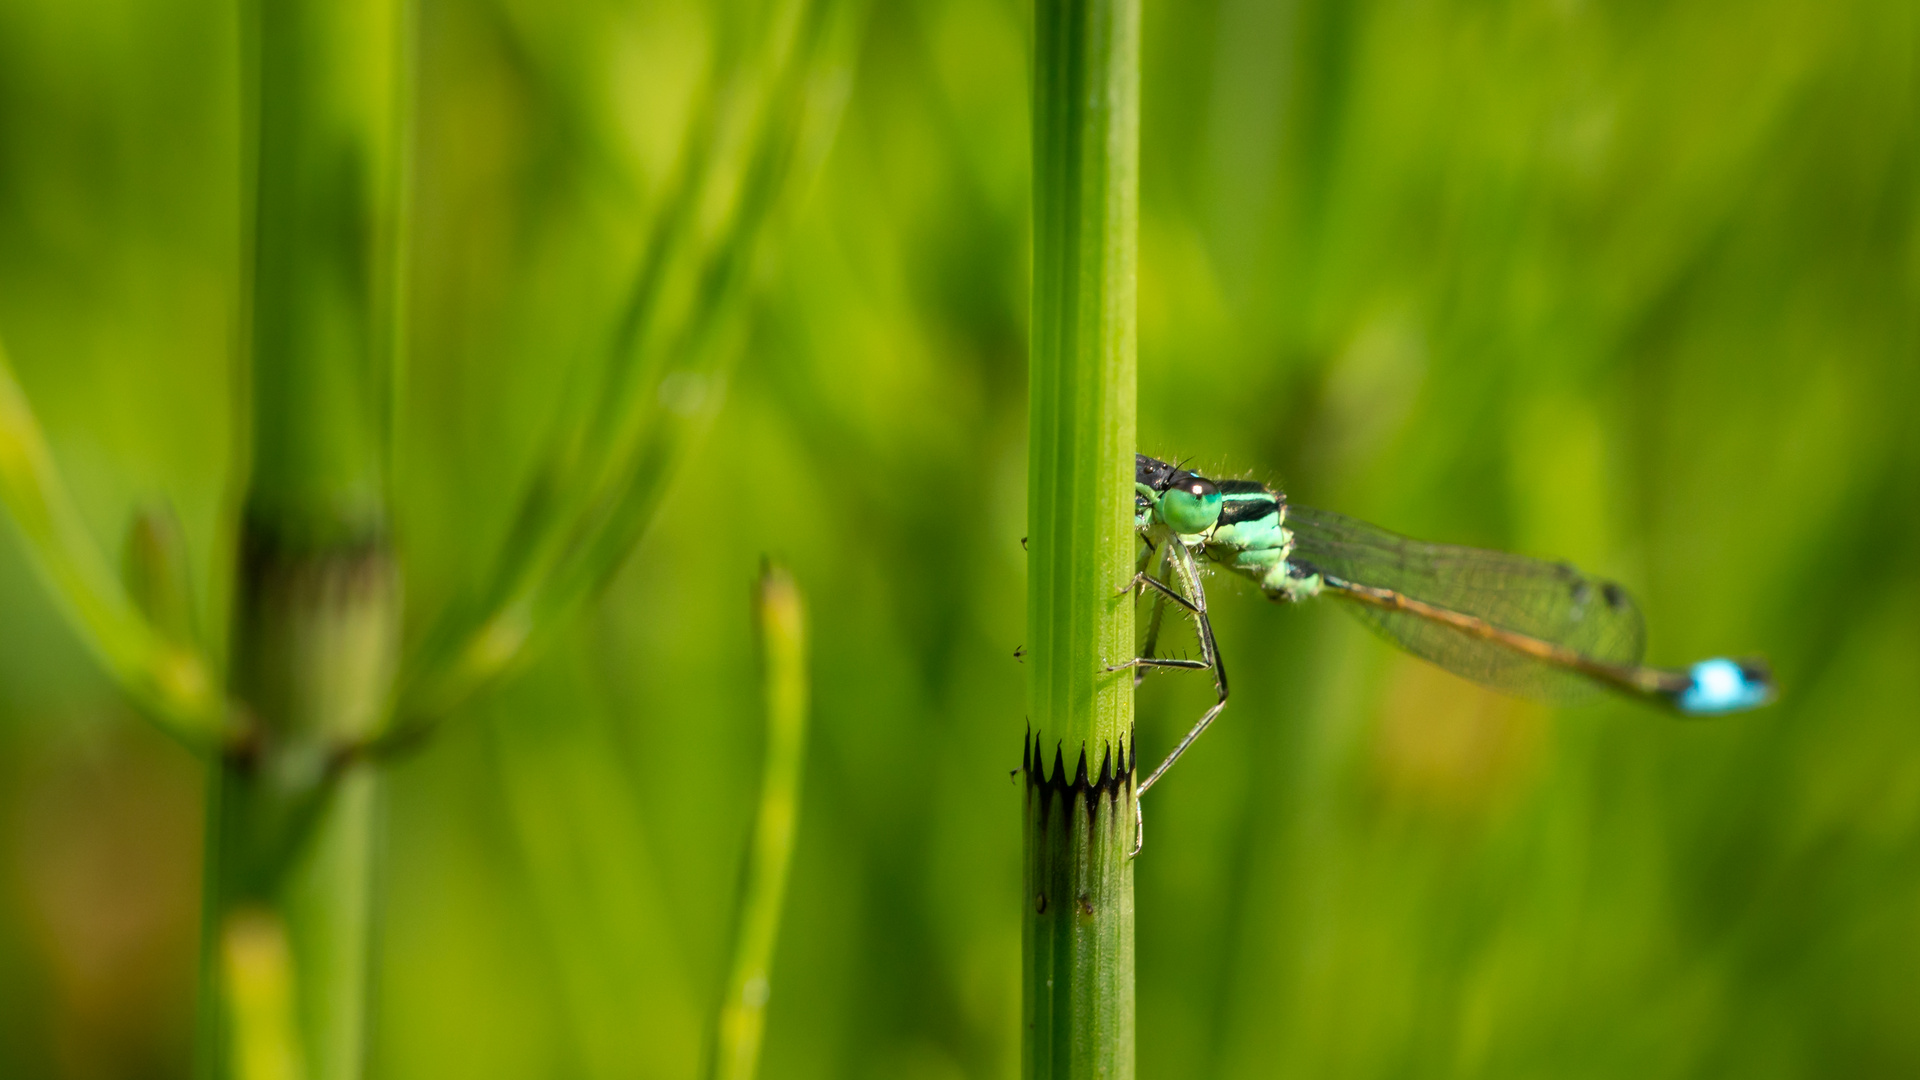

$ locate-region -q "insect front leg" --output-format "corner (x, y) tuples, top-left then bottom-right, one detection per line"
(1130, 540), (1231, 857)
(1105, 540), (1231, 857)
(1135, 542), (1175, 687)
(1108, 556), (1209, 677)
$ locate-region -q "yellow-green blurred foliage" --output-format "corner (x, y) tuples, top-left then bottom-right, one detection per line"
(0, 0), (1914, 1076)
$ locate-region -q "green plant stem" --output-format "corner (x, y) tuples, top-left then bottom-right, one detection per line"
(0, 339), (224, 745)
(218, 907), (306, 1080)
(201, 545), (396, 1080)
(197, 0), (408, 1076)
(242, 0), (404, 546)
(1024, 0), (1140, 1075)
(388, 0), (864, 741)
(707, 563), (811, 1080)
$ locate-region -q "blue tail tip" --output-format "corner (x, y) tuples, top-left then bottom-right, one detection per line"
(1675, 657), (1777, 715)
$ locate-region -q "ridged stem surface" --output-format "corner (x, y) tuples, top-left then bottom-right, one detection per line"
(1024, 0), (1140, 1073)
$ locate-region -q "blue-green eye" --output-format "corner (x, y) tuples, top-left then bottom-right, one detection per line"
(1161, 478), (1222, 533)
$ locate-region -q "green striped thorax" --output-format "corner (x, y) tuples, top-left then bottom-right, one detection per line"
(1135, 454), (1313, 601)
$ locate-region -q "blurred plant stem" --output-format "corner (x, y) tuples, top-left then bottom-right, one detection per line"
(707, 562), (811, 1080)
(219, 908), (308, 1080)
(389, 0), (862, 742)
(197, 0), (407, 1075)
(124, 503), (202, 650)
(0, 0), (862, 1074)
(0, 339), (225, 745)
(1023, 0), (1140, 1074)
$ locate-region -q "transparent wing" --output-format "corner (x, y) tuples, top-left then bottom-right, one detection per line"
(1286, 504), (1647, 703)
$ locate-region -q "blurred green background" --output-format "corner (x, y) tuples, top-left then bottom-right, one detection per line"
(1, 0), (1915, 1076)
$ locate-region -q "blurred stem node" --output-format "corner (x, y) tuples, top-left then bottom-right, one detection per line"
(197, 0), (408, 1075)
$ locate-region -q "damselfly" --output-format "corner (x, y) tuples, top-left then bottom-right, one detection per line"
(1122, 453), (1776, 852)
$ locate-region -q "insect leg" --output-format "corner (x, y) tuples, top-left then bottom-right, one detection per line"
(1113, 547), (1204, 677)
(1108, 573), (1209, 674)
(1136, 539), (1230, 802)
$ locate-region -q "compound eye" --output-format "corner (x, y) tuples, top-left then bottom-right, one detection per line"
(1161, 477), (1222, 533)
